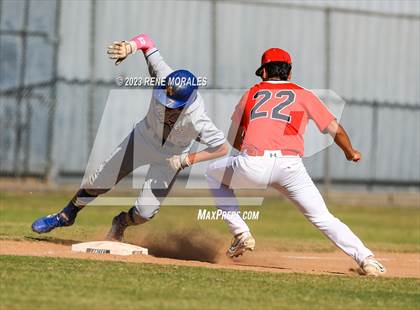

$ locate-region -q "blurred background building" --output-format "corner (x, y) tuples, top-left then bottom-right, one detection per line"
(0, 0), (419, 193)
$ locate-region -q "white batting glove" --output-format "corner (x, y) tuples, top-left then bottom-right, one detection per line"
(107, 41), (134, 65)
(167, 153), (192, 171)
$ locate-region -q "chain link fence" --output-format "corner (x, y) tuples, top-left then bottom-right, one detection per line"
(0, 0), (419, 190)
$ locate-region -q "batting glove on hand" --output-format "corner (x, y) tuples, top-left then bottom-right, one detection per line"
(167, 153), (191, 171)
(107, 41), (133, 65)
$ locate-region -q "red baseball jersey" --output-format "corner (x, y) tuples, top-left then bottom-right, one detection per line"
(231, 81), (336, 156)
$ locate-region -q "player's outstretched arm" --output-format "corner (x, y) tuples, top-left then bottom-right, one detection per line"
(167, 107), (229, 171)
(107, 34), (155, 65)
(326, 120), (361, 162)
(187, 143), (229, 165)
(167, 143), (229, 171)
(107, 33), (172, 79)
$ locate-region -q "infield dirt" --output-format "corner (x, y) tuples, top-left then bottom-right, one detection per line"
(1, 235), (419, 278)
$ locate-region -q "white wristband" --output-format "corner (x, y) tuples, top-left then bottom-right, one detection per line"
(128, 40), (138, 54)
(181, 153), (191, 167)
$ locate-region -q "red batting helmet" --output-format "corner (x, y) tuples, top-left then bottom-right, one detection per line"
(255, 48), (292, 76)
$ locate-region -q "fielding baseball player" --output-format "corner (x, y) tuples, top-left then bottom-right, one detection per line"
(206, 48), (386, 276)
(32, 34), (228, 240)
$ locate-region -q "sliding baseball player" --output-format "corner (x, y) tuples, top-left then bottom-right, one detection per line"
(32, 34), (228, 240)
(206, 48), (386, 276)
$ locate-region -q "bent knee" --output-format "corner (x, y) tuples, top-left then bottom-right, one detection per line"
(134, 204), (160, 221)
(84, 188), (110, 197)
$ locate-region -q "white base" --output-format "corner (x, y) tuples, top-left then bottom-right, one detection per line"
(71, 241), (148, 256)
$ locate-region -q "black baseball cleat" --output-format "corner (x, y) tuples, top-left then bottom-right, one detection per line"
(106, 212), (129, 242)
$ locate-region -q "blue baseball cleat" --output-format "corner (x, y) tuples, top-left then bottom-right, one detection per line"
(31, 212), (74, 234)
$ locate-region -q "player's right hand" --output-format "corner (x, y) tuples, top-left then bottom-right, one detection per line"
(107, 41), (132, 65)
(167, 154), (192, 171)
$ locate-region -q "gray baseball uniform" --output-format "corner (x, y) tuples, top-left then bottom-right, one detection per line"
(82, 47), (225, 222)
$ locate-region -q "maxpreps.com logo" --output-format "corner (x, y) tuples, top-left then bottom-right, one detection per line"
(197, 209), (260, 221)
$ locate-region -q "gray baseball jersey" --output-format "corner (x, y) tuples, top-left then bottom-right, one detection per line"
(82, 47), (225, 222)
(141, 47), (226, 153)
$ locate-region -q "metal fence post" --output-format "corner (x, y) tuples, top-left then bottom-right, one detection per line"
(369, 101), (379, 190)
(46, 0), (62, 183)
(13, 0), (30, 178)
(211, 0), (217, 89)
(323, 7), (332, 200)
(88, 0), (97, 152)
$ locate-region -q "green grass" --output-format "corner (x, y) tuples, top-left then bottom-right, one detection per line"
(0, 191), (419, 252)
(1, 191), (419, 309)
(1, 255), (419, 310)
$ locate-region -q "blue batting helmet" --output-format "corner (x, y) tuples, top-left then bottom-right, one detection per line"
(153, 69), (198, 109)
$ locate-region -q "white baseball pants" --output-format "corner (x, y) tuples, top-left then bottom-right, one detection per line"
(206, 151), (373, 265)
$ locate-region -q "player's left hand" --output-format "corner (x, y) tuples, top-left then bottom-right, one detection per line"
(349, 150), (362, 162)
(107, 41), (132, 65)
(167, 153), (192, 171)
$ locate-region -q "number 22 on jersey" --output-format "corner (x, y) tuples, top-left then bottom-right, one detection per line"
(249, 89), (304, 135)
